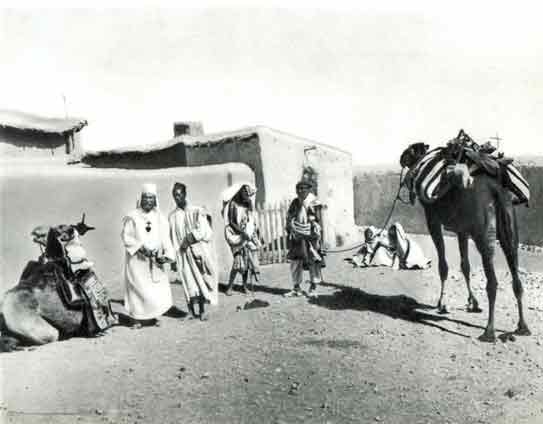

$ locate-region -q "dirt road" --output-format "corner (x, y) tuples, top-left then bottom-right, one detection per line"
(2, 235), (543, 424)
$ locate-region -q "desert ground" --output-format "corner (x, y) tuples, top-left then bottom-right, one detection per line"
(2, 234), (543, 424)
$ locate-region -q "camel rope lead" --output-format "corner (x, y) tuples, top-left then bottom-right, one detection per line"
(324, 168), (406, 254)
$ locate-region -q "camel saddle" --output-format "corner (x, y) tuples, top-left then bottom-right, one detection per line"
(402, 131), (530, 206)
(73, 269), (118, 334)
(19, 260), (117, 335)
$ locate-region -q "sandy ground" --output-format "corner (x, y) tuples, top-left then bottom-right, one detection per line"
(2, 235), (543, 424)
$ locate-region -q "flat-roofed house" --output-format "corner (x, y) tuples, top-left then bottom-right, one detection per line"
(82, 122), (355, 246)
(0, 109), (87, 161)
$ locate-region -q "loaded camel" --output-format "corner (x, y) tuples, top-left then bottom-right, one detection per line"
(400, 132), (530, 342)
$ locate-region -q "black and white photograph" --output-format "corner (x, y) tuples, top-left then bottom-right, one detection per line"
(1, 1), (542, 423)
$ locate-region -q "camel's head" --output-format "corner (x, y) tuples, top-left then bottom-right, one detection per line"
(35, 214), (95, 259)
(31, 225), (51, 247)
(31, 225), (75, 249)
(400, 143), (429, 169)
(32, 214), (95, 246)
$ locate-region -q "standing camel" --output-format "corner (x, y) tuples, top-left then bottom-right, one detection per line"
(400, 140), (530, 342)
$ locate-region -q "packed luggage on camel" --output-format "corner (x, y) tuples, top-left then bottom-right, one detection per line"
(401, 129), (529, 207)
(399, 129), (531, 342)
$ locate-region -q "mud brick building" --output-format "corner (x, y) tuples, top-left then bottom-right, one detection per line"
(0, 109), (87, 162)
(82, 122), (355, 245)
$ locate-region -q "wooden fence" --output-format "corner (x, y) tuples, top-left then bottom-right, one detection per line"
(254, 200), (326, 265)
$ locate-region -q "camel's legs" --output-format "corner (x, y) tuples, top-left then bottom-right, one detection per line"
(473, 206), (498, 342)
(478, 254), (498, 342)
(498, 207), (530, 335)
(458, 233), (482, 313)
(2, 290), (59, 345)
(425, 209), (449, 314)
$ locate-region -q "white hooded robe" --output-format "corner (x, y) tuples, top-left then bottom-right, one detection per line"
(121, 207), (175, 320)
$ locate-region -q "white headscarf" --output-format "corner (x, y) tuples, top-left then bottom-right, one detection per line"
(221, 182), (256, 204)
(220, 182), (257, 221)
(142, 183), (157, 195)
(137, 182), (159, 209)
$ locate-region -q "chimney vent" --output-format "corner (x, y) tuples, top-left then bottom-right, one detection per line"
(173, 121), (204, 137)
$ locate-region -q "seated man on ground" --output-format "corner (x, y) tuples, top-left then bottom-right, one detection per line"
(348, 223), (431, 270)
(387, 222), (431, 270)
(348, 226), (396, 268)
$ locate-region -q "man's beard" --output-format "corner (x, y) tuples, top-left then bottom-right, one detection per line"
(141, 202), (156, 212)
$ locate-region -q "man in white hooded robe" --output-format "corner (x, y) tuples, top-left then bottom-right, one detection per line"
(121, 183), (175, 327)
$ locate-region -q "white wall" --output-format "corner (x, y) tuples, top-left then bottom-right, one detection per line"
(257, 127), (355, 246)
(0, 161), (255, 295)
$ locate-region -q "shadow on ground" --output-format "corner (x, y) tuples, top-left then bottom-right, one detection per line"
(217, 282), (290, 296)
(310, 281), (492, 338)
(109, 300), (188, 327)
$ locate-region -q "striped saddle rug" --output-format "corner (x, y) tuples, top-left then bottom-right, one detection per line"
(409, 147), (530, 205)
(76, 270), (118, 333)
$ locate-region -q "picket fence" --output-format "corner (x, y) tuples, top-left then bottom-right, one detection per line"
(254, 200), (327, 265)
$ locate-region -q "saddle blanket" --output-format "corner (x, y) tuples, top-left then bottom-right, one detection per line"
(503, 163), (530, 206)
(76, 270), (117, 333)
(410, 148), (530, 205)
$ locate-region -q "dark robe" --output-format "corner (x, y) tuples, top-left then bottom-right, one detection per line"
(285, 197), (325, 268)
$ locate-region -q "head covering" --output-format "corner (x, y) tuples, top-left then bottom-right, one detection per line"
(141, 183), (157, 195)
(220, 182), (256, 220)
(137, 182), (159, 209)
(221, 182), (256, 204)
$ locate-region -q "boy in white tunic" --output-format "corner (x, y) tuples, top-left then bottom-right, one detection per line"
(121, 183), (175, 328)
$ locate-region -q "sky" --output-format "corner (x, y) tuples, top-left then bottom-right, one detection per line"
(1, 1), (542, 165)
